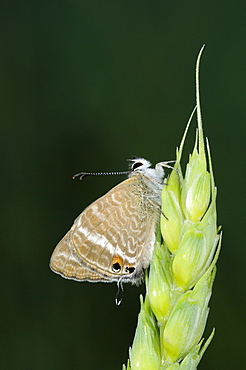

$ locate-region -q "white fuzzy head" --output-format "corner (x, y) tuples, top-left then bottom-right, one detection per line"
(128, 157), (165, 183)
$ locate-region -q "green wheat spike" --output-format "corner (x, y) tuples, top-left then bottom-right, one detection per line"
(123, 46), (221, 370)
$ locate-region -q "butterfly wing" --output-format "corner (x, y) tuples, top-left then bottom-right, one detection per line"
(50, 231), (111, 282)
(50, 175), (160, 284)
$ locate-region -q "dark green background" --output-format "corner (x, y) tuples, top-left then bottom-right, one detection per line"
(1, 1), (245, 369)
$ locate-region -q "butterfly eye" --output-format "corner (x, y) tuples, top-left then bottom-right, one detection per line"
(131, 162), (143, 171)
(125, 266), (135, 274)
(112, 262), (121, 272)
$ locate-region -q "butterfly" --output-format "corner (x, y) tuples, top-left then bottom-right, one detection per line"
(50, 158), (172, 287)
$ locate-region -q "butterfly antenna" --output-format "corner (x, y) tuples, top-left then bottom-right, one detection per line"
(72, 171), (129, 180)
(115, 279), (124, 306)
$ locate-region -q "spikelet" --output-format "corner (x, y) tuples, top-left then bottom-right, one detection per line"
(123, 46), (221, 370)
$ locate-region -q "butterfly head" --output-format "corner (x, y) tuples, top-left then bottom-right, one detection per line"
(128, 157), (165, 183)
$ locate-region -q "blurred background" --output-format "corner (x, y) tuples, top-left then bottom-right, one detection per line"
(1, 1), (245, 369)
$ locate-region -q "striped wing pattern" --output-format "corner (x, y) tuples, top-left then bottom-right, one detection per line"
(50, 175), (159, 284)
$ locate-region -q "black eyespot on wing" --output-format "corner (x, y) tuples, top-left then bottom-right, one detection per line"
(112, 262), (121, 272)
(131, 162), (143, 171)
(125, 266), (135, 274)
